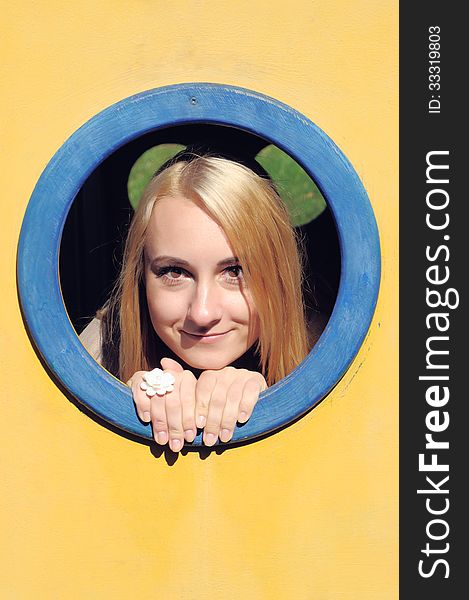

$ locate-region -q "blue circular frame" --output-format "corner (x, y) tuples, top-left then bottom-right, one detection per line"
(17, 83), (380, 445)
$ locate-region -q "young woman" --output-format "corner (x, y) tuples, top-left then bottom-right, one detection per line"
(80, 151), (310, 451)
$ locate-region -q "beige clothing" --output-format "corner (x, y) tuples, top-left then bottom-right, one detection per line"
(79, 317), (103, 364)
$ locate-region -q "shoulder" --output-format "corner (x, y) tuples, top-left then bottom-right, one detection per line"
(79, 316), (103, 364)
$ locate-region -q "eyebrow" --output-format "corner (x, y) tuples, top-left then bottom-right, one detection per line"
(150, 255), (239, 269)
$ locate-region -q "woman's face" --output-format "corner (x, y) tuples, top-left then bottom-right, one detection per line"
(144, 195), (260, 370)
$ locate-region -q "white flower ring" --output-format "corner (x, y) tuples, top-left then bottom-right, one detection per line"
(140, 368), (175, 398)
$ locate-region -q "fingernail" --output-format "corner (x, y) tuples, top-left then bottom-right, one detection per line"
(204, 432), (217, 446)
(157, 431), (168, 445)
(239, 411), (248, 422)
(197, 415), (206, 428)
(220, 428), (231, 442)
(184, 429), (195, 442)
(143, 411), (151, 422)
(171, 439), (182, 452)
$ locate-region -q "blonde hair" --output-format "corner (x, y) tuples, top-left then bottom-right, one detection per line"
(104, 155), (309, 386)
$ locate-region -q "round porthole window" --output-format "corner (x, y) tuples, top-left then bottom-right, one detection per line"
(17, 83), (380, 445)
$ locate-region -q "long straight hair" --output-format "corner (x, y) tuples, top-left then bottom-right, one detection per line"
(103, 154), (309, 386)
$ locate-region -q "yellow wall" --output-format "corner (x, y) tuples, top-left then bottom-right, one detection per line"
(1, 2), (398, 598)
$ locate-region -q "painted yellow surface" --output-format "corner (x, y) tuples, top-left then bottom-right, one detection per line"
(1, 1), (398, 598)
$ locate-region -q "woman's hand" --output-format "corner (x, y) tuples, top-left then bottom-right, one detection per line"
(129, 357), (197, 453)
(129, 360), (266, 450)
(195, 366), (267, 446)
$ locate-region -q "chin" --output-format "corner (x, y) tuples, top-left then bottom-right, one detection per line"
(181, 352), (234, 371)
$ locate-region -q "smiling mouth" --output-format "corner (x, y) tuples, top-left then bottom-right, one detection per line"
(181, 330), (230, 343)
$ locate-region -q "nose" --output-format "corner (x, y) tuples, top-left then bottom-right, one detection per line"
(186, 280), (223, 330)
